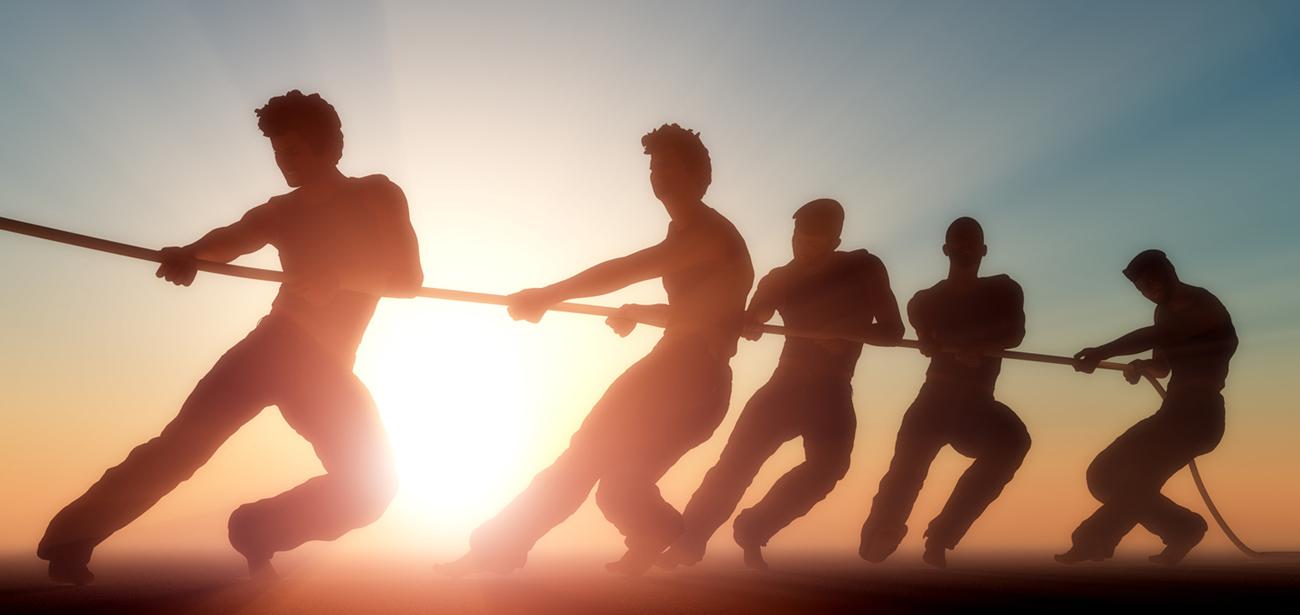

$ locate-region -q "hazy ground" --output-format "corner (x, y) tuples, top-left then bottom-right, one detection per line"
(0, 553), (1296, 614)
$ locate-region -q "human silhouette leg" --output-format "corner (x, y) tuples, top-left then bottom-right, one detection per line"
(1061, 395), (1222, 564)
(733, 387), (854, 569)
(860, 391), (945, 563)
(597, 354), (732, 575)
(924, 399), (1030, 567)
(226, 348), (397, 578)
(662, 380), (795, 568)
(459, 416), (609, 573)
(37, 327), (280, 584)
(453, 347), (704, 574)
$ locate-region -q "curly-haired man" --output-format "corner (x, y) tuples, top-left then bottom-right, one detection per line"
(38, 90), (423, 584)
(441, 124), (754, 576)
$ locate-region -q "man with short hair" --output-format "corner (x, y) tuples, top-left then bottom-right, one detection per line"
(659, 198), (903, 570)
(441, 124), (754, 577)
(1059, 249), (1236, 565)
(859, 217), (1032, 568)
(38, 90), (423, 584)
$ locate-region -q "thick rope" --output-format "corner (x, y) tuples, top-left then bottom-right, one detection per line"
(2, 214), (1295, 558)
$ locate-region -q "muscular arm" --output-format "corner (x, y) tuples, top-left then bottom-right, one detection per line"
(961, 278), (1026, 352)
(338, 179), (424, 298)
(907, 292), (938, 354)
(745, 270), (783, 326)
(858, 258), (905, 346)
(182, 204), (275, 263)
(1089, 298), (1224, 361)
(542, 228), (724, 302)
(621, 303), (670, 325)
(156, 203), (276, 286)
(1090, 326), (1160, 359)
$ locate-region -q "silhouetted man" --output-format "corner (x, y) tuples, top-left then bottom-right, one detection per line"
(859, 217), (1031, 568)
(440, 124), (753, 577)
(659, 199), (903, 570)
(37, 90), (423, 585)
(1058, 250), (1236, 565)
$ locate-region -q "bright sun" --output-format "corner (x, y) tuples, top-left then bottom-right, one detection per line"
(356, 303), (536, 527)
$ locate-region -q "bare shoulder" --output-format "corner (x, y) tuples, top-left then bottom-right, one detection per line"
(761, 262), (793, 287)
(911, 280), (943, 306)
(1189, 285), (1231, 319)
(843, 248), (885, 274)
(984, 273), (1023, 295)
(354, 174), (407, 203)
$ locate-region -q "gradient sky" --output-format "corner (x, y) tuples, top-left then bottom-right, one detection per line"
(2, 1), (1299, 565)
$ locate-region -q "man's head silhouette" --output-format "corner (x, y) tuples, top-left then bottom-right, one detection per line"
(1124, 249), (1178, 304)
(642, 124), (711, 206)
(943, 216), (987, 270)
(256, 90), (344, 188)
(791, 198), (843, 264)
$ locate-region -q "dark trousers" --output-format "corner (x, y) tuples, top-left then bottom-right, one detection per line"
(861, 382), (1031, 551)
(677, 368), (854, 551)
(37, 317), (397, 562)
(469, 340), (732, 563)
(1068, 387), (1224, 554)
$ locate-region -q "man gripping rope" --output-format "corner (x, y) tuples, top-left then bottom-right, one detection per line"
(439, 124), (753, 577)
(1058, 250), (1237, 565)
(37, 90), (423, 584)
(660, 198), (903, 570)
(858, 217), (1032, 568)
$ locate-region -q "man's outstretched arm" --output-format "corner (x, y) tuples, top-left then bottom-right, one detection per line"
(508, 231), (724, 322)
(1073, 326), (1159, 372)
(156, 205), (275, 286)
(739, 271), (783, 341)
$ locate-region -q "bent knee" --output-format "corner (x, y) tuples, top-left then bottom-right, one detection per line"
(814, 452), (853, 483)
(1085, 461), (1126, 503)
(1008, 427), (1032, 462)
(362, 459), (400, 512)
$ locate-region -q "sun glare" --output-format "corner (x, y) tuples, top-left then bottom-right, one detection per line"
(357, 304), (534, 525)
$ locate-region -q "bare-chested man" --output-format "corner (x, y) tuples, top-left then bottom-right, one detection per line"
(1060, 249), (1236, 565)
(859, 217), (1032, 568)
(37, 90), (423, 584)
(660, 198), (903, 570)
(440, 124), (753, 576)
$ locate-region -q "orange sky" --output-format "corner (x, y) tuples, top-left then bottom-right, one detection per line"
(2, 2), (1299, 566)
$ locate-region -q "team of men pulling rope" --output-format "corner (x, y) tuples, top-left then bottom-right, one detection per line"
(3, 90), (1288, 587)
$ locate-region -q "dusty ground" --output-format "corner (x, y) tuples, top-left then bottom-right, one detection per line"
(0, 554), (1296, 614)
